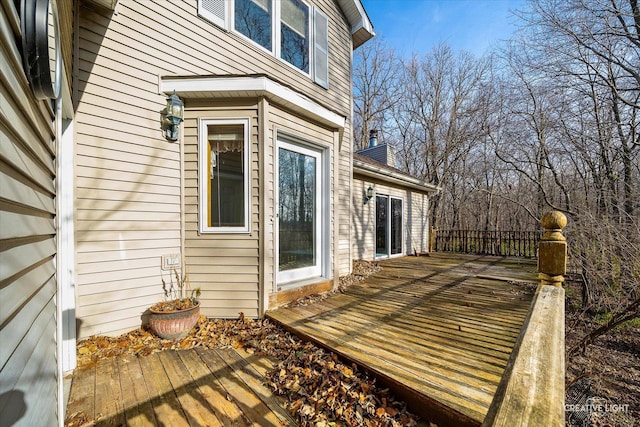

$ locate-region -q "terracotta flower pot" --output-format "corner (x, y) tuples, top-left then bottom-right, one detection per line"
(149, 301), (200, 340)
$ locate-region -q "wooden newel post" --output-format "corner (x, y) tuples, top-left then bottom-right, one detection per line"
(485, 210), (567, 427)
(538, 211), (567, 287)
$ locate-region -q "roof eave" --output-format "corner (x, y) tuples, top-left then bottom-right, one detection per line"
(160, 75), (346, 130)
(336, 0), (375, 49)
(353, 158), (441, 194)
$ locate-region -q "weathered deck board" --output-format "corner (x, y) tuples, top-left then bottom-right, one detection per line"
(158, 350), (221, 426)
(267, 254), (537, 427)
(138, 352), (190, 427)
(176, 349), (248, 426)
(66, 363), (95, 421)
(196, 348), (287, 427)
(117, 355), (156, 426)
(65, 348), (292, 426)
(94, 357), (125, 426)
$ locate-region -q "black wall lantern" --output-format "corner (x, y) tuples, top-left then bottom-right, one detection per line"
(165, 90), (184, 141)
(365, 186), (374, 204)
(21, 0), (62, 100)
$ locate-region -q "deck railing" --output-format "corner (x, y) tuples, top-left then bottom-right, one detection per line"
(434, 229), (540, 258)
(482, 212), (567, 427)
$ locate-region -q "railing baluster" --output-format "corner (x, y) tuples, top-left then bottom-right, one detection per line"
(432, 228), (541, 258)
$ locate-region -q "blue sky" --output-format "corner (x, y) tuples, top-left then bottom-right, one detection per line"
(361, 0), (527, 56)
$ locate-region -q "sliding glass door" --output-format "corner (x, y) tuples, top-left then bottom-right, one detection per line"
(376, 195), (403, 258)
(391, 197), (403, 255)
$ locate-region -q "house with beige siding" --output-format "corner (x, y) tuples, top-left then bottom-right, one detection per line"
(1, 0), (373, 424)
(72, 0), (373, 340)
(352, 133), (439, 260)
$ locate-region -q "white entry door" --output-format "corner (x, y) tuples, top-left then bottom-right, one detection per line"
(277, 140), (323, 284)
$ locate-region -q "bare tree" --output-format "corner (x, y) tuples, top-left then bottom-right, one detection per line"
(391, 44), (490, 227)
(353, 38), (401, 150)
(518, 0), (639, 219)
(351, 7), (639, 351)
(505, 0), (640, 350)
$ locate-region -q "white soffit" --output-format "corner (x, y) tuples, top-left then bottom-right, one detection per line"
(161, 76), (346, 130)
(336, 0), (375, 48)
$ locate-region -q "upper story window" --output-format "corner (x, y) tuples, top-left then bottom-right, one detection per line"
(281, 0), (309, 72)
(198, 0), (329, 88)
(235, 0), (272, 51)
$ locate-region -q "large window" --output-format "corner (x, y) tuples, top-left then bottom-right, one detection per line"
(199, 119), (250, 233)
(198, 0), (329, 87)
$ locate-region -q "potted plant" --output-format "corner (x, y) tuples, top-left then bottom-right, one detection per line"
(148, 268), (201, 340)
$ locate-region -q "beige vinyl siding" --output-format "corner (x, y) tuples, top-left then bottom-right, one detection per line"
(408, 192), (430, 254)
(74, 0), (355, 333)
(321, 0), (355, 276)
(183, 103), (261, 318)
(75, 4), (183, 338)
(191, 0), (354, 114)
(259, 98), (273, 304)
(59, 0), (73, 86)
(337, 132), (352, 276)
(0, 3), (58, 425)
(351, 177), (375, 260)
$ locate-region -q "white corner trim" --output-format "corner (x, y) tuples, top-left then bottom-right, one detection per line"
(160, 76), (346, 130)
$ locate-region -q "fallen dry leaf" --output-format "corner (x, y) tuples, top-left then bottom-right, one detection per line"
(70, 261), (428, 427)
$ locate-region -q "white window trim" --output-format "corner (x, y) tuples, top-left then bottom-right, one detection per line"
(198, 118), (251, 233)
(198, 0), (226, 28)
(229, 0), (275, 57)
(276, 0), (312, 78)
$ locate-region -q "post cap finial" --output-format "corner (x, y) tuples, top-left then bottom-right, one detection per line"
(540, 211), (567, 242)
(538, 211), (567, 285)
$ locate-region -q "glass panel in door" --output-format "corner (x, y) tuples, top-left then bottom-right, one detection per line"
(376, 195), (388, 257)
(391, 197), (403, 255)
(278, 142), (321, 283)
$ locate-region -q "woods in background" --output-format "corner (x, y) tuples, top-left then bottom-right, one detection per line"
(353, 0), (639, 347)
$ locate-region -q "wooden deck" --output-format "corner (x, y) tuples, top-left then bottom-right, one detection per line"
(65, 347), (295, 426)
(267, 254), (538, 427)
